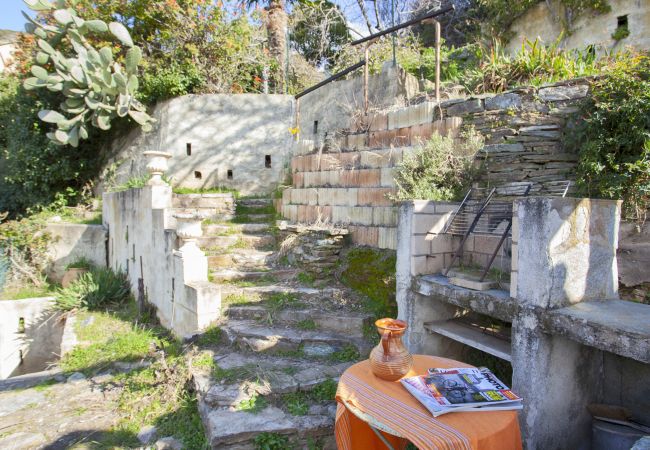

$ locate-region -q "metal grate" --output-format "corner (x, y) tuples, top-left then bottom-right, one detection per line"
(443, 181), (572, 282)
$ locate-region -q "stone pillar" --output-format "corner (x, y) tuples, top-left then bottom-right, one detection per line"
(513, 197), (621, 308)
(511, 197), (621, 450)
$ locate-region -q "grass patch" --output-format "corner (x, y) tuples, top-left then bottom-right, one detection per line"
(223, 275), (278, 287)
(224, 292), (262, 306)
(266, 292), (301, 311)
(173, 186), (238, 196)
(230, 214), (274, 224)
(296, 319), (317, 330)
(61, 307), (169, 375)
(196, 326), (223, 346)
(328, 344), (360, 363)
(254, 432), (291, 450)
(212, 363), (260, 384)
(60, 301), (207, 449)
(192, 352), (215, 370)
(1, 283), (57, 300)
(280, 379), (337, 416)
(33, 379), (58, 391)
(235, 204), (275, 215)
(296, 272), (316, 286)
(235, 392), (267, 413)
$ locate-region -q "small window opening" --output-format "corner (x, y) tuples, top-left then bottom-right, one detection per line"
(265, 155), (272, 168)
(194, 171), (202, 179)
(313, 120), (318, 135)
(186, 143), (192, 156)
(613, 15), (630, 40)
(227, 169), (233, 180)
(18, 317), (25, 334)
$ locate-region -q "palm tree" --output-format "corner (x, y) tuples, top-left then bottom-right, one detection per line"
(248, 0), (289, 92)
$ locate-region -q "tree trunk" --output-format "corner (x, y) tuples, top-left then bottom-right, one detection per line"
(267, 0), (287, 92)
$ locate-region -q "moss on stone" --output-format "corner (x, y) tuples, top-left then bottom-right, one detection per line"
(339, 247), (397, 319)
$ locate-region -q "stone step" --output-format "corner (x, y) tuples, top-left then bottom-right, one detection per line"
(207, 249), (275, 270)
(210, 269), (297, 283)
(233, 213), (274, 222)
(173, 208), (234, 222)
(223, 320), (369, 357)
(226, 306), (370, 337)
(237, 198), (273, 207)
(198, 405), (335, 450)
(203, 223), (272, 235)
(199, 234), (275, 251)
(173, 193), (235, 210)
(193, 352), (351, 408)
(220, 284), (337, 298)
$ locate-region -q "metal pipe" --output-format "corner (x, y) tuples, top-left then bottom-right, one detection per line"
(350, 5), (454, 46)
(435, 20), (441, 102)
(294, 59), (366, 99)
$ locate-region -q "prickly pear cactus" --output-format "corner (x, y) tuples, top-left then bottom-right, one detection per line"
(22, 0), (155, 147)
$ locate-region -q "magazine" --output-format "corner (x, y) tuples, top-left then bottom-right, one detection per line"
(401, 367), (523, 417)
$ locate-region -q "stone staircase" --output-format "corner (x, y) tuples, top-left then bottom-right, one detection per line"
(190, 196), (373, 449)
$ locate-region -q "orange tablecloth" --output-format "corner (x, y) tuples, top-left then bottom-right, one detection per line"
(335, 355), (522, 450)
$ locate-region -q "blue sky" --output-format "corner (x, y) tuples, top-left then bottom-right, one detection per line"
(1, 0), (34, 32)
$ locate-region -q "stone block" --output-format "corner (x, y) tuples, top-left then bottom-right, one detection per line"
(380, 168), (396, 187)
(411, 255), (428, 276)
(412, 201), (436, 214)
(340, 170), (359, 187)
(411, 233), (432, 256)
(352, 226), (379, 247)
(357, 169), (381, 187)
(473, 235), (502, 254)
(449, 276), (497, 291)
(515, 197), (621, 308)
(485, 93), (522, 111)
(413, 213), (449, 234)
(291, 157), (301, 173)
(372, 206), (398, 226)
(538, 84), (589, 102)
(369, 112), (388, 131)
(350, 207), (374, 225)
(378, 227), (397, 250)
(387, 110), (399, 130)
(293, 172), (304, 188)
(429, 233), (456, 255)
(360, 149), (391, 168)
(446, 98), (484, 116)
(347, 133), (367, 149)
(394, 128), (411, 147)
(358, 188), (393, 206)
(339, 152), (361, 169)
(326, 170), (341, 187)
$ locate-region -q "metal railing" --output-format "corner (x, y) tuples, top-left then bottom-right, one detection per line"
(292, 5), (455, 137)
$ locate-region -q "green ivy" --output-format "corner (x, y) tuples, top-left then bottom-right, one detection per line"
(570, 53), (650, 222)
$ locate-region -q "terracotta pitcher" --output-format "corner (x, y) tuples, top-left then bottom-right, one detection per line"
(369, 318), (413, 381)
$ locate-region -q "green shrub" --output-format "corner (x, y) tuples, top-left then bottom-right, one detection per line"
(391, 127), (484, 202)
(571, 53), (650, 222)
(254, 432), (291, 450)
(55, 268), (131, 311)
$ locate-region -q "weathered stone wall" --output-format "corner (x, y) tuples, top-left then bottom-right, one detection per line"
(505, 0), (650, 55)
(0, 297), (64, 379)
(103, 94), (295, 196)
(296, 63), (421, 149)
(44, 223), (107, 282)
(103, 185), (221, 337)
(277, 224), (347, 280)
(282, 77), (591, 251)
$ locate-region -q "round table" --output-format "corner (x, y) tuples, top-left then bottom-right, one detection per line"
(335, 355), (522, 450)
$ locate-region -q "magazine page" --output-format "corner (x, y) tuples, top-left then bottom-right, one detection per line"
(422, 367), (521, 407)
(400, 376), (523, 417)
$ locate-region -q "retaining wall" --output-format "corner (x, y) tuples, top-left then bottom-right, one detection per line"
(44, 223), (107, 282)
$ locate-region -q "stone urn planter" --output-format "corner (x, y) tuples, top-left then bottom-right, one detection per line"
(173, 212), (208, 253)
(143, 151), (172, 185)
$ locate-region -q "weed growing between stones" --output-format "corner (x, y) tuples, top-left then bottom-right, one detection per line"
(213, 363), (260, 384)
(236, 392), (268, 413)
(328, 344), (360, 362)
(279, 379), (338, 416)
(196, 326), (223, 346)
(192, 352), (216, 370)
(296, 319), (317, 330)
(54, 267), (131, 311)
(297, 271), (316, 286)
(254, 432), (291, 450)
